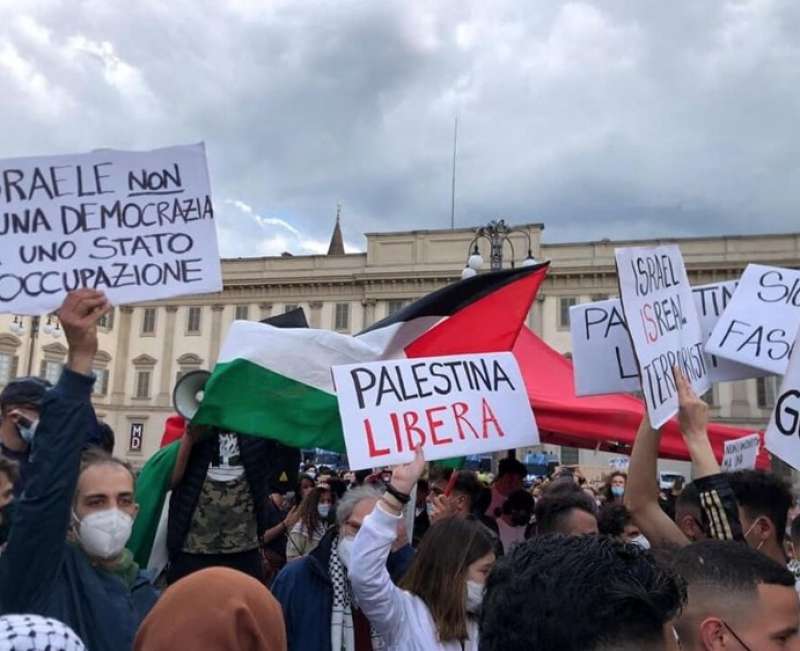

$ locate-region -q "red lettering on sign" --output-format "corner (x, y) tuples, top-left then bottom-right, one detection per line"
(453, 401), (481, 440)
(426, 405), (452, 445)
(403, 411), (427, 450)
(481, 398), (505, 439)
(364, 418), (390, 458)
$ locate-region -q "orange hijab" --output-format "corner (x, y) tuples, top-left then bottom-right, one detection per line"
(134, 567), (286, 651)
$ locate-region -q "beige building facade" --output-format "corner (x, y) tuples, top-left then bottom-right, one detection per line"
(1, 223), (798, 472)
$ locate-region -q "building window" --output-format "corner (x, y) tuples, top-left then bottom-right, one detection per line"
(560, 446), (580, 465)
(757, 376), (779, 409)
(175, 353), (203, 385)
(334, 303), (350, 331)
(387, 300), (405, 316)
(135, 370), (151, 399)
(558, 297), (577, 329)
(141, 308), (157, 335)
(187, 307), (202, 334)
(93, 368), (110, 396)
(0, 352), (17, 386)
(590, 294), (608, 302)
(40, 360), (63, 385)
(98, 308), (114, 330)
(235, 305), (250, 320)
(284, 304), (299, 313)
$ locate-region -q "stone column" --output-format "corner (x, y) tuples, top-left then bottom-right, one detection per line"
(111, 307), (134, 403)
(259, 303), (273, 320)
(309, 301), (323, 329)
(361, 299), (376, 329)
(209, 306), (225, 365)
(730, 380), (751, 419)
(156, 306), (179, 407)
(530, 296), (545, 335)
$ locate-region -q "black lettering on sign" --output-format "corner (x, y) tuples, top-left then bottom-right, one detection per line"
(758, 270), (800, 307)
(128, 163), (185, 197)
(776, 389), (800, 436)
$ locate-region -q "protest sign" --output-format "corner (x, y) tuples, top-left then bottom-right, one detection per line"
(332, 352), (538, 470)
(615, 245), (711, 428)
(706, 264), (800, 375)
(765, 330), (800, 469)
(571, 280), (766, 396)
(720, 433), (760, 472)
(0, 143), (221, 314)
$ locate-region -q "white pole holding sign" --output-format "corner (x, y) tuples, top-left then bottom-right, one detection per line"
(571, 280), (766, 397)
(615, 245), (711, 429)
(0, 143), (221, 314)
(765, 331), (800, 469)
(706, 264), (800, 375)
(721, 433), (760, 472)
(332, 352), (538, 470)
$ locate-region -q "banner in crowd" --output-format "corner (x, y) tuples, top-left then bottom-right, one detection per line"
(332, 352), (539, 469)
(615, 245), (711, 428)
(765, 329), (800, 469)
(0, 143), (221, 314)
(721, 433), (761, 472)
(706, 264), (800, 375)
(571, 280), (766, 396)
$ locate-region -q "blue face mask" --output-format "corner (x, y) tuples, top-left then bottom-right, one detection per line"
(17, 419), (38, 444)
(318, 504), (331, 519)
(611, 486), (625, 498)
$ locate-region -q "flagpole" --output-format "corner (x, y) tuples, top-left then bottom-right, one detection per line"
(450, 117), (458, 230)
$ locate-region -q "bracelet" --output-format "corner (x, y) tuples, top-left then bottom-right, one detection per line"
(386, 484), (411, 505)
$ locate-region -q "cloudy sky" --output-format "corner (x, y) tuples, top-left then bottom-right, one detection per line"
(1, 0), (799, 257)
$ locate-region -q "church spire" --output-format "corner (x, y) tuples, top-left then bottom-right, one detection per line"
(327, 203), (345, 256)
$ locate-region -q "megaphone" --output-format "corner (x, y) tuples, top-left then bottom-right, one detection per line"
(172, 370), (211, 420)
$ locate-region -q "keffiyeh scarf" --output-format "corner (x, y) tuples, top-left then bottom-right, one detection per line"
(329, 535), (384, 651)
(0, 615), (85, 651)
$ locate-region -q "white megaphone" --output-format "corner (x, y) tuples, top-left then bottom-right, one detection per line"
(172, 370), (211, 420)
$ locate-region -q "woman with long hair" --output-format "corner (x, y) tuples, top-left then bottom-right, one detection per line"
(601, 471), (627, 504)
(286, 484), (334, 561)
(349, 449), (496, 650)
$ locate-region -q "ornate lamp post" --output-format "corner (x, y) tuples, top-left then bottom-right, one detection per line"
(461, 219), (538, 279)
(9, 315), (61, 376)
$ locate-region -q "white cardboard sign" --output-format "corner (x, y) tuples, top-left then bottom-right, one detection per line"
(615, 245), (711, 428)
(571, 280), (766, 396)
(332, 352), (539, 470)
(721, 433), (760, 472)
(0, 143), (221, 314)
(706, 264), (800, 375)
(765, 330), (800, 469)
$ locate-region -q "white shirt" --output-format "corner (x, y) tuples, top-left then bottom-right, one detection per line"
(485, 486), (507, 519)
(496, 518), (527, 554)
(350, 503), (479, 651)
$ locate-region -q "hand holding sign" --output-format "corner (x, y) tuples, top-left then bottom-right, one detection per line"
(674, 366), (708, 441)
(389, 446), (425, 495)
(57, 289), (111, 375)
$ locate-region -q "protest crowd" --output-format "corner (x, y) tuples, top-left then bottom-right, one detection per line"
(0, 285), (797, 651)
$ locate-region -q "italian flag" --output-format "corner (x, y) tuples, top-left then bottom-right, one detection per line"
(129, 263), (549, 568)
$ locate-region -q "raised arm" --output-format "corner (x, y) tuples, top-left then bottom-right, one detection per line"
(624, 416), (689, 547)
(0, 290), (109, 612)
(349, 449), (424, 646)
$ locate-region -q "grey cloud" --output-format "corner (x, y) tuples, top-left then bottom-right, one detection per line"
(1, 0), (799, 257)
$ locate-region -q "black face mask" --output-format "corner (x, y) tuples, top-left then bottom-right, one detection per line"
(0, 501), (16, 546)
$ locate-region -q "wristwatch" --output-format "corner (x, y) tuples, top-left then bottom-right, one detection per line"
(385, 484), (411, 505)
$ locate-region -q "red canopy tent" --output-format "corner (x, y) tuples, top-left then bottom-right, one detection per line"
(512, 326), (770, 469)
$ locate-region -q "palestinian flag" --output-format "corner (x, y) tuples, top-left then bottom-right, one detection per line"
(129, 262), (549, 567)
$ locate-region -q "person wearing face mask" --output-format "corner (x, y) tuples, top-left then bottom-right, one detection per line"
(0, 289), (159, 651)
(598, 503), (651, 549)
(272, 485), (414, 651)
(286, 485), (336, 561)
(0, 376), (51, 497)
(349, 448), (496, 650)
(496, 490), (534, 553)
(602, 471), (627, 504)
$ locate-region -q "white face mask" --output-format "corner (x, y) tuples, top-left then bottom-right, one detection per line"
(17, 419), (38, 444)
(465, 580), (485, 614)
(74, 508), (133, 560)
(337, 535), (355, 570)
(630, 534), (651, 550)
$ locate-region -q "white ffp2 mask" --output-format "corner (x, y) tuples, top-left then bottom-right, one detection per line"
(465, 580), (485, 614)
(74, 508), (133, 560)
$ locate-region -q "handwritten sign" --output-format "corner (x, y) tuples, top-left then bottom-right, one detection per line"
(571, 280), (766, 396)
(721, 433), (760, 472)
(615, 245), (711, 428)
(332, 352), (539, 470)
(765, 329), (800, 469)
(706, 264), (800, 375)
(0, 143), (221, 314)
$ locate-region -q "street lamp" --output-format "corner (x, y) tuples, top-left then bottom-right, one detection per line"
(461, 219), (538, 279)
(9, 315), (61, 376)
